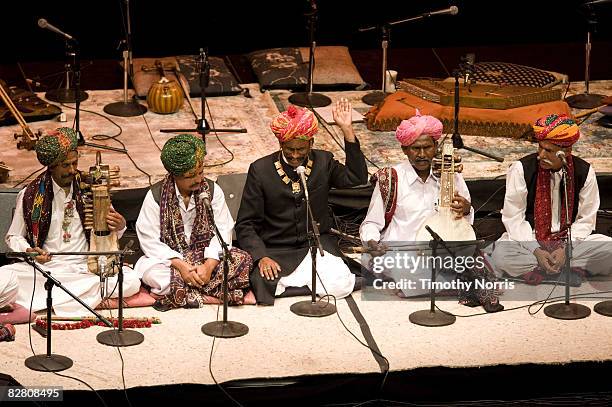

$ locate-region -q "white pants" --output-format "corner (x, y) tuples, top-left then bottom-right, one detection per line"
(491, 233), (612, 278)
(0, 267), (18, 308)
(134, 256), (172, 296)
(275, 250), (355, 299)
(6, 260), (141, 317)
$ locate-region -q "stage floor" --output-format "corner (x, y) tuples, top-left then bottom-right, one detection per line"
(2, 291), (612, 392)
(0, 81), (610, 191)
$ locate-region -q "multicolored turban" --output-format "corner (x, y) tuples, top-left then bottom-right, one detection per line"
(395, 110), (443, 146)
(35, 127), (79, 167)
(270, 105), (318, 143)
(533, 114), (580, 147)
(160, 134), (206, 176)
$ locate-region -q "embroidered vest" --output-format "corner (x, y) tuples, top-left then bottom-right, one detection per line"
(520, 153), (589, 229)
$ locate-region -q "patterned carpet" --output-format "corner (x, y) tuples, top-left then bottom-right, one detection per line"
(0, 81), (610, 190)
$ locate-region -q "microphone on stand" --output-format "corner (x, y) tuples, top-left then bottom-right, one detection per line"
(198, 191), (213, 213)
(556, 150), (568, 168)
(296, 166), (309, 200)
(422, 6), (459, 17)
(37, 18), (75, 41)
(463, 53), (475, 86)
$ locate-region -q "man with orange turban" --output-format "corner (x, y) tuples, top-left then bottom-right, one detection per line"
(236, 99), (368, 305)
(492, 114), (612, 284)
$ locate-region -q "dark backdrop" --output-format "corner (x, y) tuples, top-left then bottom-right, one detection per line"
(3, 0), (611, 61)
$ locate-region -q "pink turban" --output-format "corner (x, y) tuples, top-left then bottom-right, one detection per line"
(395, 110), (443, 146)
(270, 105), (318, 143)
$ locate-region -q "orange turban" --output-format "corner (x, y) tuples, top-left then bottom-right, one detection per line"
(270, 105), (318, 143)
(533, 114), (580, 147)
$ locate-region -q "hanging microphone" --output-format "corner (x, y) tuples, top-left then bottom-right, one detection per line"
(556, 150), (568, 167)
(296, 166), (309, 200)
(423, 6), (459, 17)
(37, 18), (74, 41)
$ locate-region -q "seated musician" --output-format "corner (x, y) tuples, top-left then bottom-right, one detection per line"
(359, 112), (502, 311)
(235, 100), (368, 305)
(2, 128), (141, 317)
(491, 114), (612, 283)
(135, 134), (252, 309)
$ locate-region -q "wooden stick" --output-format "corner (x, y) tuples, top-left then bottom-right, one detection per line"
(38, 316), (161, 324)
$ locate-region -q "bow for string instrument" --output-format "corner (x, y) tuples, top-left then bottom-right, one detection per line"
(81, 152), (121, 277)
(144, 60), (184, 114)
(0, 80), (41, 150)
(415, 139), (475, 242)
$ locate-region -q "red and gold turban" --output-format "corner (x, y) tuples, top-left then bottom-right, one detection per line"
(533, 114), (580, 147)
(270, 105), (318, 143)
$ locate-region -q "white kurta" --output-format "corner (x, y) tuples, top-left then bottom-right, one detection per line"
(3, 178), (141, 316)
(134, 182), (234, 295)
(359, 161), (474, 296)
(492, 161), (612, 277)
(360, 160), (474, 243)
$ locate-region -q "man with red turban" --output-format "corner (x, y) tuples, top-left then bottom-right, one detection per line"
(492, 114), (612, 284)
(236, 99), (368, 305)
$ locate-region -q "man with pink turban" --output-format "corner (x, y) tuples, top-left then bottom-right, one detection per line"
(492, 114), (612, 284)
(358, 111), (494, 308)
(236, 99), (368, 305)
(361, 110), (473, 244)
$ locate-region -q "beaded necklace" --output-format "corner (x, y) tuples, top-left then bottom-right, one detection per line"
(274, 156), (313, 195)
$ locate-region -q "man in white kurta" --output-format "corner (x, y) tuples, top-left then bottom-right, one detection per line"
(134, 180), (233, 296)
(134, 134), (251, 308)
(491, 114), (612, 280)
(360, 112), (473, 297)
(2, 128), (141, 317)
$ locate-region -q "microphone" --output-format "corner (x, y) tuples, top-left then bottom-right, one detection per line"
(463, 53), (475, 85)
(424, 225), (442, 242)
(556, 150), (568, 167)
(122, 239), (135, 254)
(583, 0), (612, 5)
(296, 166), (309, 200)
(423, 6), (459, 17)
(198, 191), (214, 218)
(37, 19), (75, 41)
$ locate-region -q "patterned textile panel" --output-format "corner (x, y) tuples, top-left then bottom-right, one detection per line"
(132, 56), (242, 98)
(470, 62), (564, 88)
(175, 55), (242, 97)
(248, 46), (365, 91)
(248, 47), (308, 90)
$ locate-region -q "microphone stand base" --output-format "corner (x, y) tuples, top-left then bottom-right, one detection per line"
(25, 354), (73, 372)
(103, 100), (147, 117)
(565, 93), (605, 109)
(544, 302), (591, 320)
(409, 309), (456, 327)
(594, 300), (612, 317)
(45, 88), (89, 103)
(290, 300), (336, 318)
(361, 91), (389, 106)
(201, 321), (249, 338)
(97, 329), (144, 347)
(288, 92), (332, 108)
